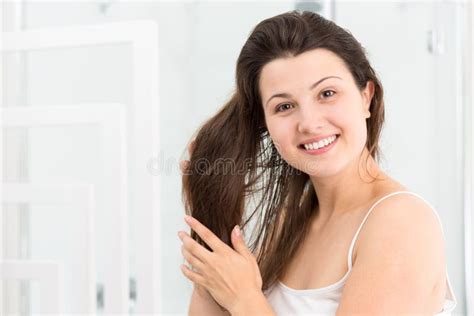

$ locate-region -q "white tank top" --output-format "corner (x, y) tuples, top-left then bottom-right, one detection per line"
(263, 191), (458, 315)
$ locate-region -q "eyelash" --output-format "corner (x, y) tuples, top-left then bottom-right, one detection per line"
(274, 90), (336, 113)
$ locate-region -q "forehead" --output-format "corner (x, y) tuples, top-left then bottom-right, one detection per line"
(259, 48), (351, 95)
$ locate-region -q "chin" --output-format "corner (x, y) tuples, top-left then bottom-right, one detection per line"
(281, 159), (335, 177)
(299, 158), (345, 177)
(279, 149), (344, 176)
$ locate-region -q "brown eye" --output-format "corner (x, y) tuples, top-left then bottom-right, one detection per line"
(275, 103), (293, 113)
(321, 90), (336, 98)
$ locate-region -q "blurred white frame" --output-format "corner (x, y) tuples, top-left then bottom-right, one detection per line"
(2, 183), (96, 313)
(466, 3), (474, 314)
(0, 260), (63, 314)
(0, 0), (4, 313)
(1, 103), (127, 313)
(2, 21), (160, 314)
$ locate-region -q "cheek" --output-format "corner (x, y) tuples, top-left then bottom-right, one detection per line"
(266, 125), (294, 156)
(267, 128), (287, 151)
(338, 115), (368, 149)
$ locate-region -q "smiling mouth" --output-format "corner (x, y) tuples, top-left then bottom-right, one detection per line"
(298, 134), (340, 150)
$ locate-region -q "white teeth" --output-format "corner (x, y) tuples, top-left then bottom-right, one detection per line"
(303, 135), (337, 151)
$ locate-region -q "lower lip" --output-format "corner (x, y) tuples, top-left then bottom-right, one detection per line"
(300, 135), (339, 156)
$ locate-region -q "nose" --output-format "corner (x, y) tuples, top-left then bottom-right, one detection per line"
(297, 105), (325, 134)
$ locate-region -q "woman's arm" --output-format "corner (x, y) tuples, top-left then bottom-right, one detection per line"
(336, 195), (445, 315)
(188, 284), (230, 316)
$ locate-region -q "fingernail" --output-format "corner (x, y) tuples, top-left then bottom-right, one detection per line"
(234, 225), (240, 237)
(180, 161), (190, 169)
(184, 215), (193, 224)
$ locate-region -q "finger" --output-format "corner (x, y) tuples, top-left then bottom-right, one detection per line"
(180, 263), (207, 287)
(181, 230), (214, 263)
(179, 160), (190, 173)
(231, 225), (252, 258)
(184, 215), (229, 253)
(181, 246), (206, 273)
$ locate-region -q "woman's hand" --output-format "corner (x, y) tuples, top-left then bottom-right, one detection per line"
(178, 215), (263, 314)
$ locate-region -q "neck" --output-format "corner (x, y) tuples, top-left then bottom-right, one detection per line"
(309, 147), (387, 225)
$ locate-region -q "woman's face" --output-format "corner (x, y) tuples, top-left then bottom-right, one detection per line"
(259, 48), (374, 177)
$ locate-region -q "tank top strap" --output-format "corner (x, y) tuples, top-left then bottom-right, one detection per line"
(445, 268), (457, 304)
(346, 190), (447, 269)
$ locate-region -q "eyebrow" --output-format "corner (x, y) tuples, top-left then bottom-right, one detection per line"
(265, 76), (343, 108)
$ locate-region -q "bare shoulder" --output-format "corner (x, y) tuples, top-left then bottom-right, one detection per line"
(362, 177), (444, 247)
(357, 190), (446, 262)
(365, 191), (444, 239)
(336, 190), (447, 313)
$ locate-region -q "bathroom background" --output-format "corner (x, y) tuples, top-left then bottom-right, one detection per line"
(1, 0), (472, 315)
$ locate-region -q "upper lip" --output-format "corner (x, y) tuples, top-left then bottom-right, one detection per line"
(300, 134), (339, 146)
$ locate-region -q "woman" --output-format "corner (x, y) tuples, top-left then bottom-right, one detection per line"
(177, 10), (457, 315)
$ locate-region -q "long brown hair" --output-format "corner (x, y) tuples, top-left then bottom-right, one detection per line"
(181, 9), (385, 307)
